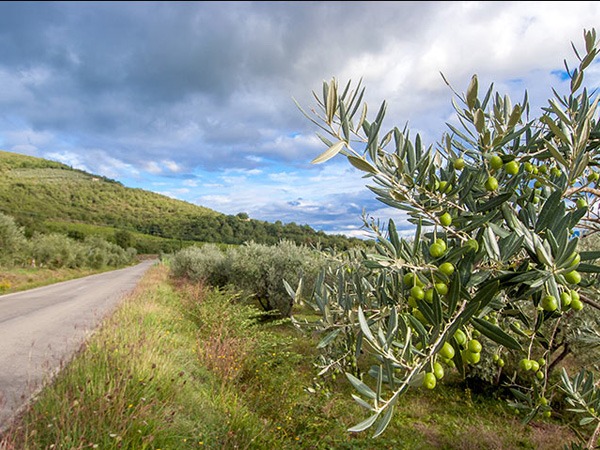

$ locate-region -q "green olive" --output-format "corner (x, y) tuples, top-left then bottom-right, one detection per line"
(485, 176), (499, 191)
(490, 154), (504, 170)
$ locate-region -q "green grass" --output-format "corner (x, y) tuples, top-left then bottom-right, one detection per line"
(0, 264), (578, 449)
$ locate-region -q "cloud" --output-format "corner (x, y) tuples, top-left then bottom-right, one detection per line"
(0, 2), (599, 236)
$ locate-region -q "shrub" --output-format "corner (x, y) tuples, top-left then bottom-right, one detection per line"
(0, 212), (27, 266)
(114, 229), (133, 249)
(24, 232), (136, 270)
(170, 244), (228, 285)
(171, 241), (326, 317)
(0, 279), (11, 292)
(28, 233), (80, 269)
(83, 235), (135, 268)
(227, 240), (326, 317)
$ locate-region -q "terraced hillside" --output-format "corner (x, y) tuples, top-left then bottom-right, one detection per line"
(0, 150), (361, 251)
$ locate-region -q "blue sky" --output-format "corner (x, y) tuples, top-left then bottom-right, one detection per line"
(0, 1), (599, 238)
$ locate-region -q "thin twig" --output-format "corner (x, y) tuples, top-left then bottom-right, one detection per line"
(580, 293), (600, 311)
(587, 419), (600, 450)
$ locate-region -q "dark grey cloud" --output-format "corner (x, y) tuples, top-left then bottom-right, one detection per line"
(0, 1), (435, 172)
(0, 3), (65, 66)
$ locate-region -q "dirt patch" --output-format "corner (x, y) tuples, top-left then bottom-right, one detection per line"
(528, 421), (578, 450)
(412, 422), (444, 448)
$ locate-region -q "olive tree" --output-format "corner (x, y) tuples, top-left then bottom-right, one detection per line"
(296, 29), (600, 445)
(0, 212), (27, 266)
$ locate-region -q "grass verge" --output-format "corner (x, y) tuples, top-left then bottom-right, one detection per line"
(0, 263), (578, 449)
(0, 266), (119, 294)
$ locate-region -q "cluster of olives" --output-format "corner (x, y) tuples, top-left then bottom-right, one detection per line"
(485, 153), (518, 192)
(404, 258), (454, 310)
(422, 361), (445, 390)
(439, 329), (482, 367)
(403, 261), (469, 391)
(451, 153), (520, 195)
(461, 337), (483, 365)
(519, 357), (546, 382)
(421, 329), (483, 390)
(540, 251), (584, 313)
(492, 353), (505, 367)
(541, 289), (583, 313)
(452, 153), (598, 210)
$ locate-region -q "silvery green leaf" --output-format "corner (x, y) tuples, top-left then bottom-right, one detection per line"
(483, 226), (501, 261)
(326, 79), (337, 124)
(579, 417), (596, 426)
(535, 241), (553, 267)
(585, 28), (596, 53)
(373, 404), (395, 438)
(472, 317), (522, 350)
(340, 100), (350, 141)
(507, 104), (522, 128)
(549, 99), (572, 126)
(348, 412), (379, 433)
(311, 140), (345, 164)
(346, 372), (377, 400)
(283, 279), (296, 300)
(541, 115), (570, 145)
(358, 306), (377, 345)
(316, 133), (334, 147)
(474, 109), (485, 133)
(544, 140), (569, 167)
(317, 328), (342, 349)
(466, 74), (478, 110)
(347, 155), (377, 174)
(545, 277), (560, 305)
(351, 394), (375, 411)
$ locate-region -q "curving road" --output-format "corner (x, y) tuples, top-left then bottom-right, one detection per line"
(0, 259), (156, 432)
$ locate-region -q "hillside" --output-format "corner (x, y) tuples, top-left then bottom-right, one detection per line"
(0, 150), (362, 252)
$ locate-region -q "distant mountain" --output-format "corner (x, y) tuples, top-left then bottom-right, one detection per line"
(0, 150), (362, 252)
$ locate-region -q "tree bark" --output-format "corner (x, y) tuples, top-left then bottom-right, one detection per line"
(548, 343), (570, 375)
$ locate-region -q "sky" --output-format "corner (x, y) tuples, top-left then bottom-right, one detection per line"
(0, 1), (599, 239)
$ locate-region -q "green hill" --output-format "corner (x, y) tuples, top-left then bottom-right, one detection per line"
(0, 150), (362, 252)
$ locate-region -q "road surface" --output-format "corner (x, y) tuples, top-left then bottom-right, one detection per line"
(0, 259), (156, 432)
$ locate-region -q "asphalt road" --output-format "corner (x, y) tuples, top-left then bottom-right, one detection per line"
(0, 259), (156, 432)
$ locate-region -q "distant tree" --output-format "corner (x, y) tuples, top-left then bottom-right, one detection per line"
(148, 223), (163, 236)
(67, 230), (86, 241)
(114, 229), (133, 249)
(0, 212), (26, 265)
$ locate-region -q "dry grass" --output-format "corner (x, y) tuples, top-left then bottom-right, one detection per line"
(197, 323), (253, 383)
(0, 266), (114, 294)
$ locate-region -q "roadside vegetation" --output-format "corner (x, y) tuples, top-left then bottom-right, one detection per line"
(0, 262), (577, 449)
(170, 241), (327, 317)
(0, 211), (138, 294)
